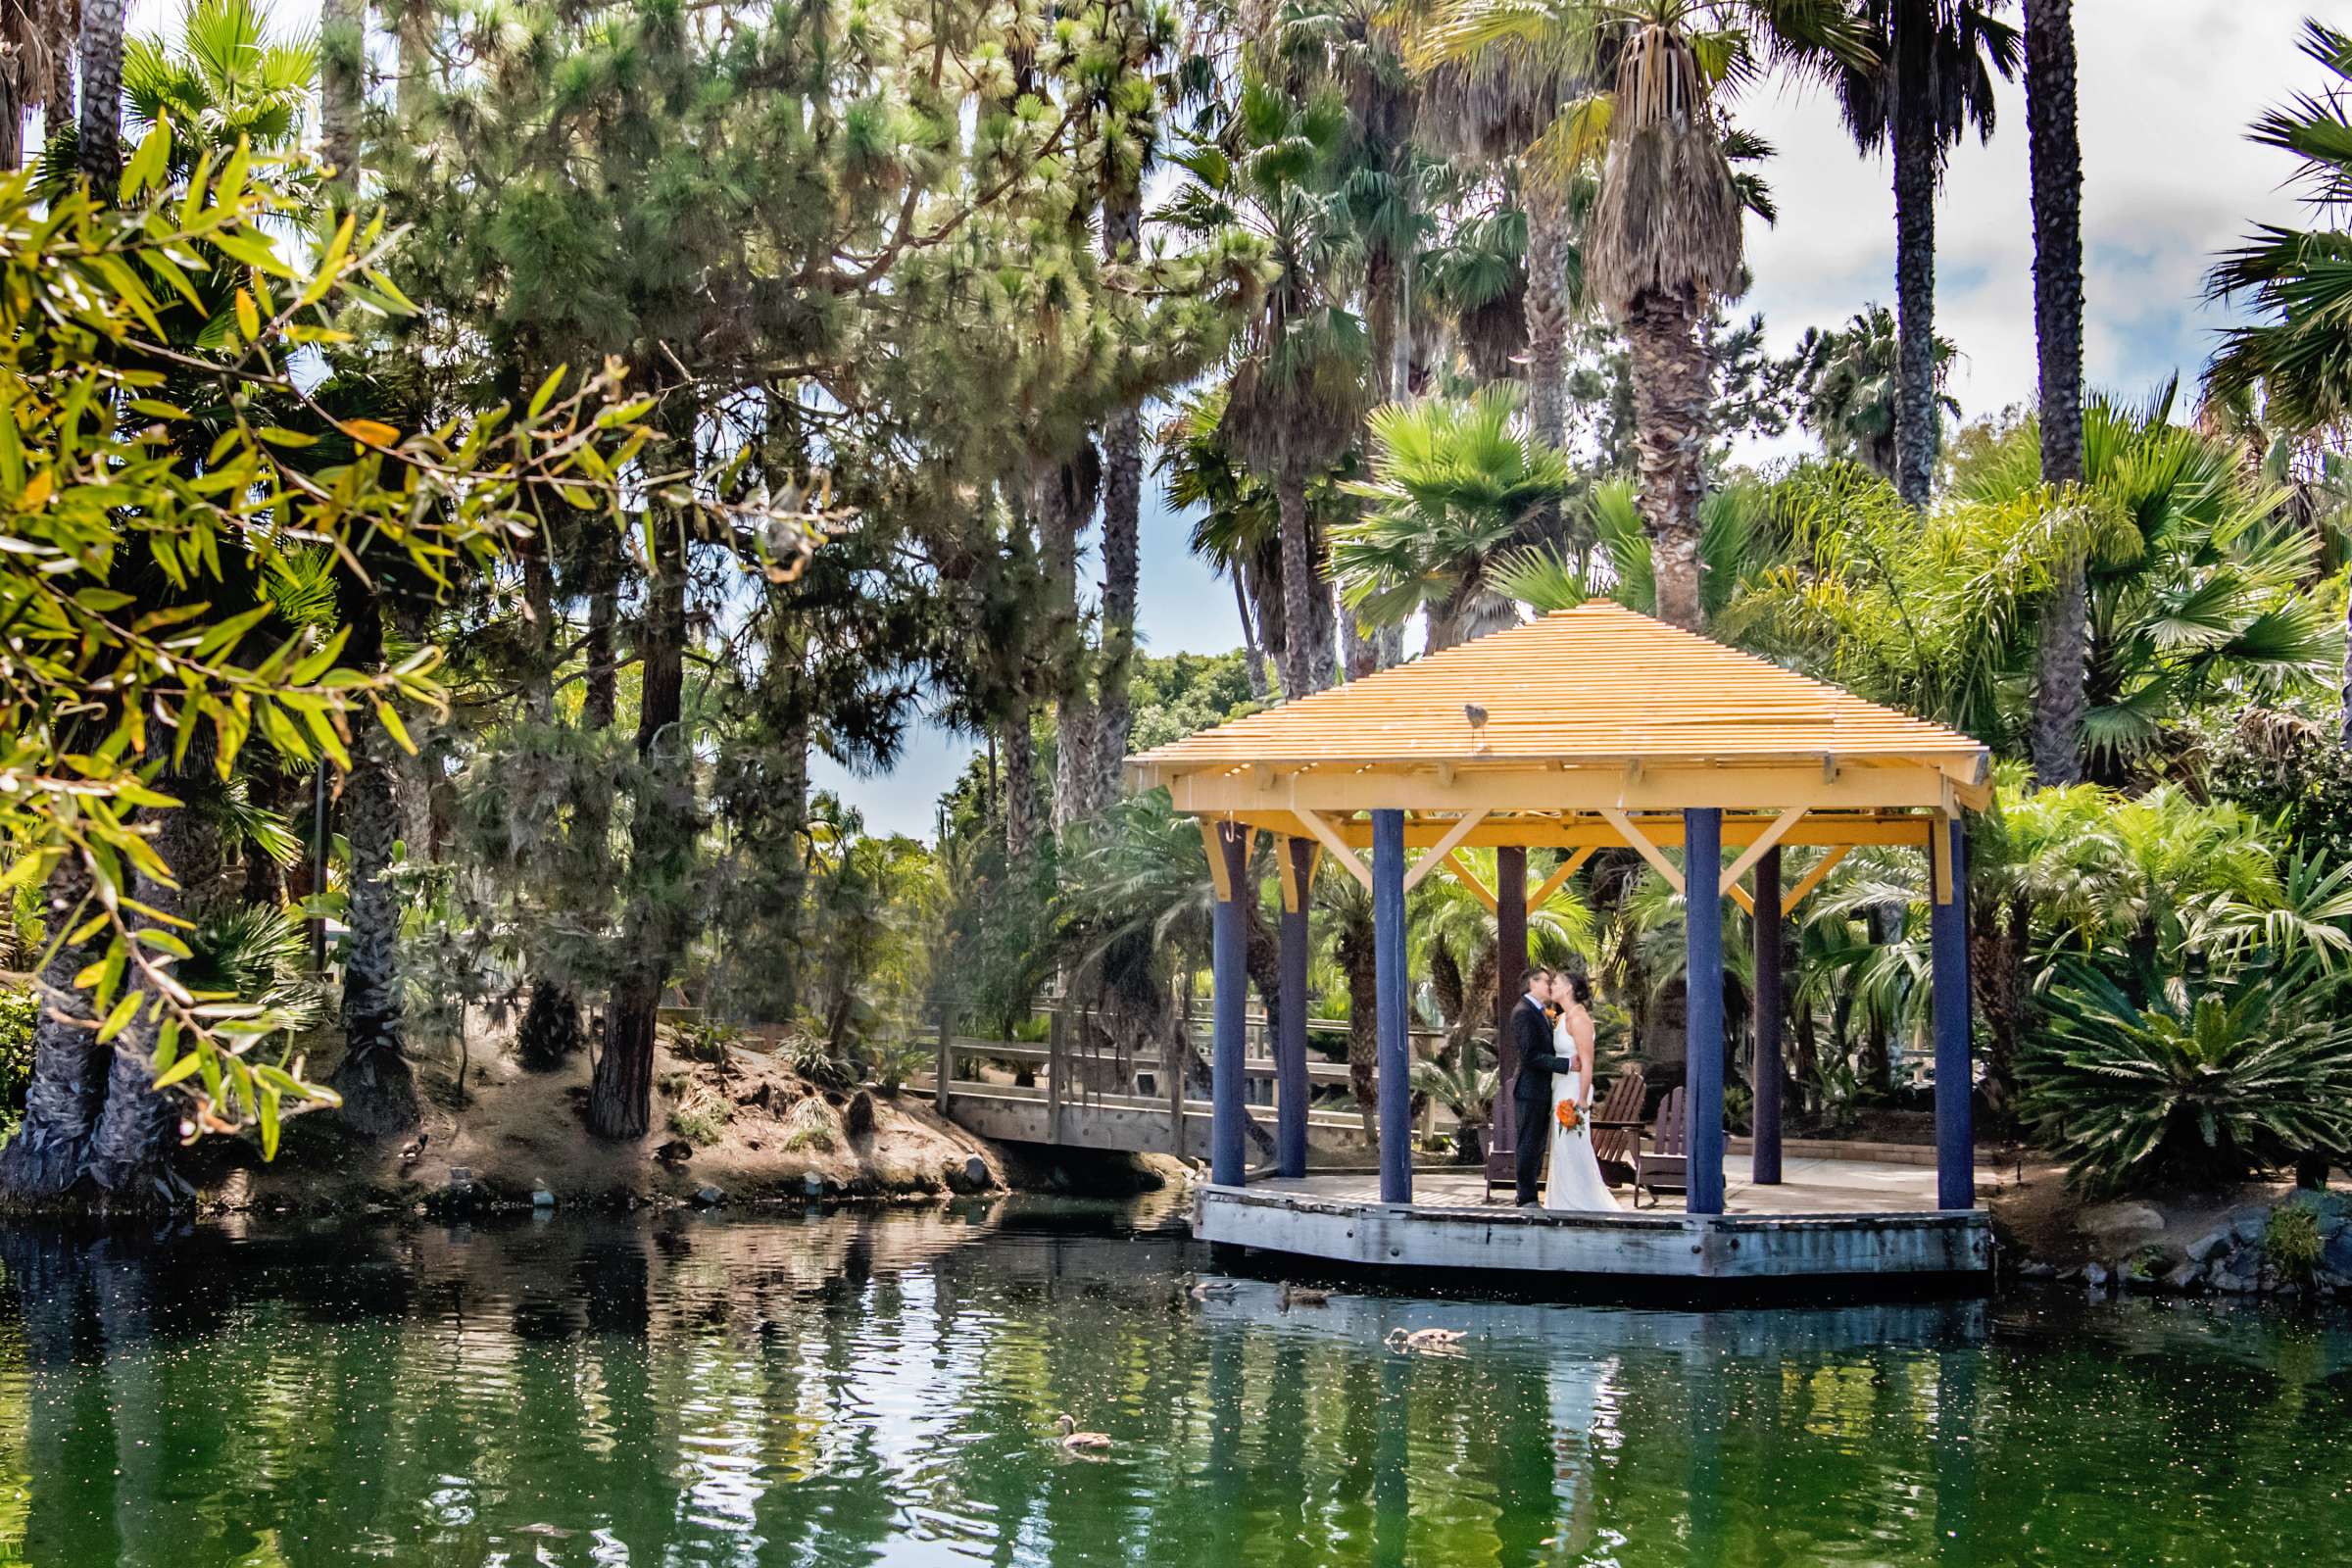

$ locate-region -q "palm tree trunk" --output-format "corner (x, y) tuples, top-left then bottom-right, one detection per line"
(74, 0), (122, 186)
(0, 860), (111, 1201)
(1523, 183), (1573, 552)
(589, 507), (691, 1141)
(1001, 706), (1041, 862)
(318, 0), (362, 206)
(329, 579), (420, 1138)
(1624, 286), (1711, 630)
(1338, 901), (1377, 1139)
(1891, 0), (1941, 508)
(1039, 457), (1096, 835)
(1233, 576), (1269, 701)
(1275, 468), (1327, 698)
(2025, 0), (2088, 786)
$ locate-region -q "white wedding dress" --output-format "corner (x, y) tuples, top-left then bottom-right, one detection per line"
(1544, 1016), (1620, 1212)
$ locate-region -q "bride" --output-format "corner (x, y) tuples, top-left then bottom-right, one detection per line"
(1544, 973), (1620, 1211)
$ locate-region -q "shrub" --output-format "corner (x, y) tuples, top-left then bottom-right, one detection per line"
(783, 1096), (837, 1152)
(783, 1032), (855, 1092)
(2267, 1203), (2324, 1282)
(0, 988), (36, 1138)
(666, 1106), (727, 1148)
(672, 1019), (740, 1066)
(864, 1037), (930, 1095)
(2024, 968), (2352, 1194)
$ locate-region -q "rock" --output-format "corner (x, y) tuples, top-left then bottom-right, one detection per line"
(691, 1184), (727, 1208)
(2318, 1216), (2346, 1243)
(2230, 1211), (2270, 1247)
(447, 1167), (473, 1187)
(2125, 1244), (2178, 1285)
(655, 1140), (695, 1165)
(2325, 1231), (2352, 1279)
(2016, 1260), (2057, 1280)
(2186, 1228), (2232, 1264)
(2163, 1263), (2204, 1293)
(963, 1155), (991, 1190)
(2084, 1261), (2112, 1290)
(803, 1171), (826, 1198)
(531, 1187), (557, 1209)
(2081, 1201), (2166, 1245)
(2212, 1269), (2252, 1295)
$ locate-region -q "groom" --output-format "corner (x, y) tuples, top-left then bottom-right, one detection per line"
(1510, 966), (1575, 1205)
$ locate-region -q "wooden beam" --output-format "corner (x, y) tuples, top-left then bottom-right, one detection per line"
(1164, 760), (1971, 817)
(1440, 850), (1498, 912)
(1291, 810), (1373, 891)
(1599, 807), (1684, 895)
(1200, 818), (1235, 903)
(1525, 847), (1593, 914)
(1402, 810), (1490, 893)
(1212, 808), (1939, 854)
(1722, 807), (1808, 897)
(1780, 846), (1850, 917)
(1727, 884), (1756, 916)
(1931, 813), (1954, 906)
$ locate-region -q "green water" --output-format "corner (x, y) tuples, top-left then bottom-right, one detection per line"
(0, 1200), (2343, 1566)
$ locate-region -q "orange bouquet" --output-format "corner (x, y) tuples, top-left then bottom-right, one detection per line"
(1555, 1099), (1582, 1134)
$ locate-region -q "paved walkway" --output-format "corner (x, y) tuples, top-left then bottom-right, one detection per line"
(1256, 1152), (1965, 1216)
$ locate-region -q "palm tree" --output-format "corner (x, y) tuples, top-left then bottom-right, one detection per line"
(1160, 77), (1369, 698)
(0, 0), (69, 168)
(1414, 0), (1858, 630)
(1330, 384), (1571, 648)
(2204, 20), (2352, 741)
(1825, 1), (2019, 507)
(1158, 387), (1285, 698)
(1785, 303), (1960, 480)
(2022, 0), (2086, 783)
(75, 0), (122, 182)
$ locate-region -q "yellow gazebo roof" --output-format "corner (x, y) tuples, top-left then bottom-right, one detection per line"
(1125, 604), (1990, 906)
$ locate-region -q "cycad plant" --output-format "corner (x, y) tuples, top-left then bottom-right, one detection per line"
(2026, 964), (2352, 1195)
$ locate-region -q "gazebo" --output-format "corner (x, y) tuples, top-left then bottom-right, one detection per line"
(1125, 603), (1992, 1262)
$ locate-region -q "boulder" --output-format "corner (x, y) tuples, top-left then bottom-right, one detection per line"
(2186, 1228), (2232, 1264)
(2323, 1229), (2352, 1280)
(2084, 1261), (2112, 1291)
(2163, 1262), (2205, 1293)
(691, 1184), (727, 1208)
(802, 1171), (827, 1198)
(2081, 1202), (2167, 1246)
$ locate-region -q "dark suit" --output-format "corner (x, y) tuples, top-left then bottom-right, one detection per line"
(1509, 994), (1573, 1203)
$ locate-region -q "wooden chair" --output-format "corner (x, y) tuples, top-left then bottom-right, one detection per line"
(1633, 1087), (1688, 1208)
(1588, 1066), (1647, 1187)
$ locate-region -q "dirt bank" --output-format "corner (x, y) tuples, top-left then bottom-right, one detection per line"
(191, 1026), (1164, 1215)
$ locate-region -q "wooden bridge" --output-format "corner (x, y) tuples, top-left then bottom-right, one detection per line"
(919, 1006), (1423, 1165)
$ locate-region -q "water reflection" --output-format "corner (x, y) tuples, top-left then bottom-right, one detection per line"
(0, 1207), (2338, 1566)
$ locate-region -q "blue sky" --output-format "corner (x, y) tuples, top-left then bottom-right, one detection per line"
(115, 0), (2332, 835)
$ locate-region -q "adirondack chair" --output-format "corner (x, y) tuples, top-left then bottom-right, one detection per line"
(1633, 1087), (1689, 1207)
(1588, 1066), (1647, 1188)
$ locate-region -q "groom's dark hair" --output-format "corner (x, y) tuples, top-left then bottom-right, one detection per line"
(1521, 966), (1553, 993)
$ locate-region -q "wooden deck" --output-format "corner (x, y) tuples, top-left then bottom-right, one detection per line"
(1193, 1152), (1993, 1294)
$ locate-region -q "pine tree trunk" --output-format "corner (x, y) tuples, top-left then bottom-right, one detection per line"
(589, 507), (692, 1141)
(584, 583), (617, 729)
(1275, 469), (1327, 698)
(318, 0), (363, 205)
(1001, 707), (1041, 862)
(1624, 286), (1711, 630)
(2025, 0), (2088, 786)
(0, 860), (111, 1201)
(328, 579), (419, 1137)
(75, 0), (123, 186)
(1523, 183), (1573, 553)
(1890, 0), (1940, 508)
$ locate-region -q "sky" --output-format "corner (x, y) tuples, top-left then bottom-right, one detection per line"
(119, 0), (2334, 836)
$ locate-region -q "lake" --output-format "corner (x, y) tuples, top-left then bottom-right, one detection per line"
(0, 1197), (2342, 1566)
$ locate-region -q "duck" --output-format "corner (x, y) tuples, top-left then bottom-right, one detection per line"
(1185, 1273), (1240, 1303)
(397, 1131), (430, 1166)
(1278, 1283), (1331, 1311)
(1385, 1327), (1467, 1355)
(1055, 1414), (1114, 1452)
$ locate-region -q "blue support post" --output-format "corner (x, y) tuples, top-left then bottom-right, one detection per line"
(1372, 808), (1412, 1204)
(1684, 808), (1726, 1215)
(1276, 837), (1313, 1179)
(1209, 822), (1250, 1188)
(1751, 846), (1784, 1186)
(1932, 818), (1975, 1210)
